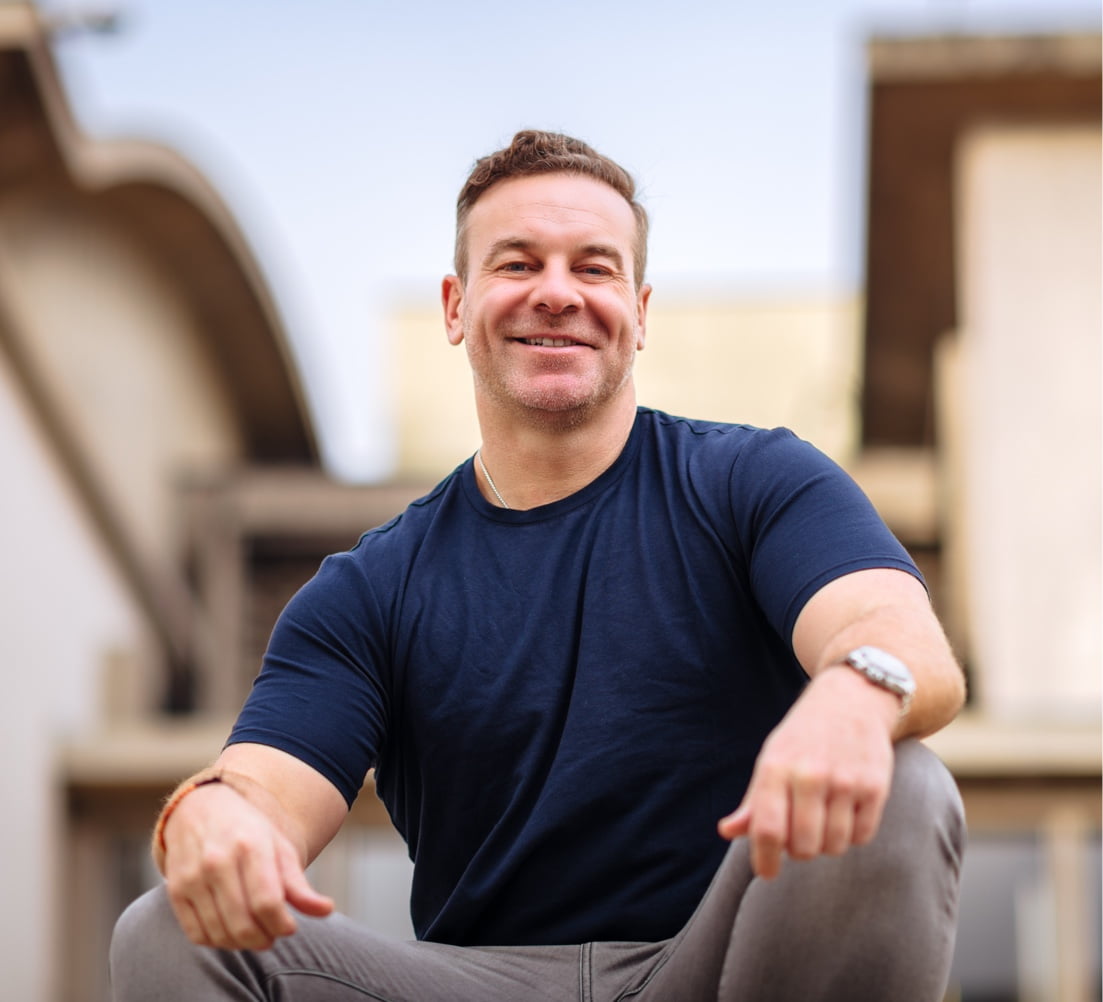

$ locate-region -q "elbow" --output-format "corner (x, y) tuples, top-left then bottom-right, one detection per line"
(915, 657), (967, 738)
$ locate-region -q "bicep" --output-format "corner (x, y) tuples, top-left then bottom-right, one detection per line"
(216, 742), (349, 865)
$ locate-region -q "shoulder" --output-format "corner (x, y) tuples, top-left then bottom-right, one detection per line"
(638, 406), (802, 448)
(295, 465), (469, 603)
(635, 406), (829, 480)
(638, 406), (762, 442)
(632, 407), (884, 541)
(349, 464), (466, 554)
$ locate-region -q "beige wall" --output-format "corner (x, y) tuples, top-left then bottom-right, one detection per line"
(954, 123), (1101, 720)
(0, 351), (152, 1002)
(0, 193), (253, 1002)
(635, 296), (861, 462)
(394, 295), (862, 479)
(0, 194), (244, 564)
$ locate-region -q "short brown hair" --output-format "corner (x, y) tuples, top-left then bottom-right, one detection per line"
(454, 130), (649, 287)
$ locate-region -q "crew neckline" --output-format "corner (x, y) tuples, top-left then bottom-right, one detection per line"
(460, 409), (648, 522)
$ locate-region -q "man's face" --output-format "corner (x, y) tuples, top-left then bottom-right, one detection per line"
(442, 173), (650, 429)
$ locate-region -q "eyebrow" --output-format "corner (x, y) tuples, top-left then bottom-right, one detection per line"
(482, 237), (626, 271)
(482, 238), (533, 264)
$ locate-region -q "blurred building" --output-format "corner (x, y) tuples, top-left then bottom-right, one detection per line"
(0, 4), (400, 999)
(0, 4), (1098, 1000)
(859, 33), (1101, 1002)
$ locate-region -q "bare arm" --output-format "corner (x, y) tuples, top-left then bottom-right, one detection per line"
(718, 567), (965, 877)
(157, 742), (350, 950)
(790, 567), (965, 739)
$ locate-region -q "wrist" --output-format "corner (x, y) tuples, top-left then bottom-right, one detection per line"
(815, 661), (903, 733)
(151, 766), (267, 870)
(829, 645), (915, 718)
(151, 769), (224, 872)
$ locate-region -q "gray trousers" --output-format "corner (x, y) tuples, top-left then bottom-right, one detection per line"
(110, 741), (965, 1002)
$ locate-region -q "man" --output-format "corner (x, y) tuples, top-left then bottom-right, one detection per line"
(111, 130), (966, 1001)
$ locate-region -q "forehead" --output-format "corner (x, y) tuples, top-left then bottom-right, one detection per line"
(466, 173), (638, 256)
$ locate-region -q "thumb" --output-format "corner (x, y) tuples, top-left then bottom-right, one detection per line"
(717, 801), (751, 841)
(277, 843), (335, 918)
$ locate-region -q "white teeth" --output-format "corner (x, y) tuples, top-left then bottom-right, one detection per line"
(522, 337), (575, 347)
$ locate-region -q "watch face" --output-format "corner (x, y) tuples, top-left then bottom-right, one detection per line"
(847, 646), (916, 697)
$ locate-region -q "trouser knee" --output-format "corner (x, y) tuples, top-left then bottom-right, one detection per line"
(109, 885), (181, 983)
(881, 739), (967, 868)
(710, 746), (966, 1002)
(838, 738), (967, 940)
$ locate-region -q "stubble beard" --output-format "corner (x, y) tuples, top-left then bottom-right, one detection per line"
(465, 316), (638, 431)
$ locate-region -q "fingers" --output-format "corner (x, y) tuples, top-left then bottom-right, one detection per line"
(718, 763), (789, 879)
(851, 786), (888, 847)
(169, 878), (232, 947)
(160, 779), (336, 951)
(718, 763), (887, 878)
(820, 787), (858, 856)
(717, 807), (748, 842)
(168, 842), (298, 950)
(744, 765), (789, 879)
(164, 813), (321, 949)
(279, 839), (335, 918)
(720, 668), (899, 878)
(787, 766), (829, 860)
(167, 848), (252, 949)
(240, 840), (305, 945)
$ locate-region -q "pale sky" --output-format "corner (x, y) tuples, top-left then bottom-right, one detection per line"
(38, 0), (1100, 479)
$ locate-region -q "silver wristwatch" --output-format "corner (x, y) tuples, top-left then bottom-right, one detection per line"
(840, 646), (916, 715)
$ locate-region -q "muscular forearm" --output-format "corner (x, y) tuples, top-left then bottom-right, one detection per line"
(792, 569), (966, 742)
(811, 602), (965, 741)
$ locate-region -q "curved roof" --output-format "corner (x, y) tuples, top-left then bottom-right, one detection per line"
(0, 3), (320, 671)
(0, 2), (318, 462)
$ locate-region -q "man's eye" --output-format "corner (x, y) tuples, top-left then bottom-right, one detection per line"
(501, 262), (531, 272)
(580, 266), (609, 276)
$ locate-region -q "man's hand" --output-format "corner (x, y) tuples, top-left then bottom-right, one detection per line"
(161, 781), (335, 950)
(717, 666), (898, 878)
(720, 567), (966, 878)
(156, 745), (348, 951)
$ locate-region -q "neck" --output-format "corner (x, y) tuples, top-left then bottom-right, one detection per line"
(475, 395), (638, 510)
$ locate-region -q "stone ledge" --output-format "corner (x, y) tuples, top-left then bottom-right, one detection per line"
(924, 713), (1101, 777)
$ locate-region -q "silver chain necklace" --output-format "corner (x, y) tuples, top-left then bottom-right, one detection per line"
(476, 450), (511, 509)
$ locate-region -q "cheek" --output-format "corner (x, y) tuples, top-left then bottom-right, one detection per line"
(468, 290), (517, 329)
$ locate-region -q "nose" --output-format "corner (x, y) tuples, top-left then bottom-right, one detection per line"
(530, 262), (583, 315)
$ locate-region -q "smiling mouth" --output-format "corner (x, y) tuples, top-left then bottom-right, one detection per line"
(518, 337), (583, 348)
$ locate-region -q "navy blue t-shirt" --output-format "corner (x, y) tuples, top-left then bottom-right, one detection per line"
(230, 408), (920, 947)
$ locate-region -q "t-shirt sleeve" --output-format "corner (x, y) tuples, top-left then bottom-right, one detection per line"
(727, 428), (923, 644)
(227, 547), (389, 808)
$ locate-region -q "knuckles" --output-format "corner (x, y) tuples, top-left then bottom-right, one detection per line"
(198, 847), (236, 879)
(226, 917), (274, 951)
(251, 893), (294, 937)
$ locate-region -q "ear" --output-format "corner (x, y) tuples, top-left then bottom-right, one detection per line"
(442, 275), (465, 346)
(635, 283), (652, 350)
